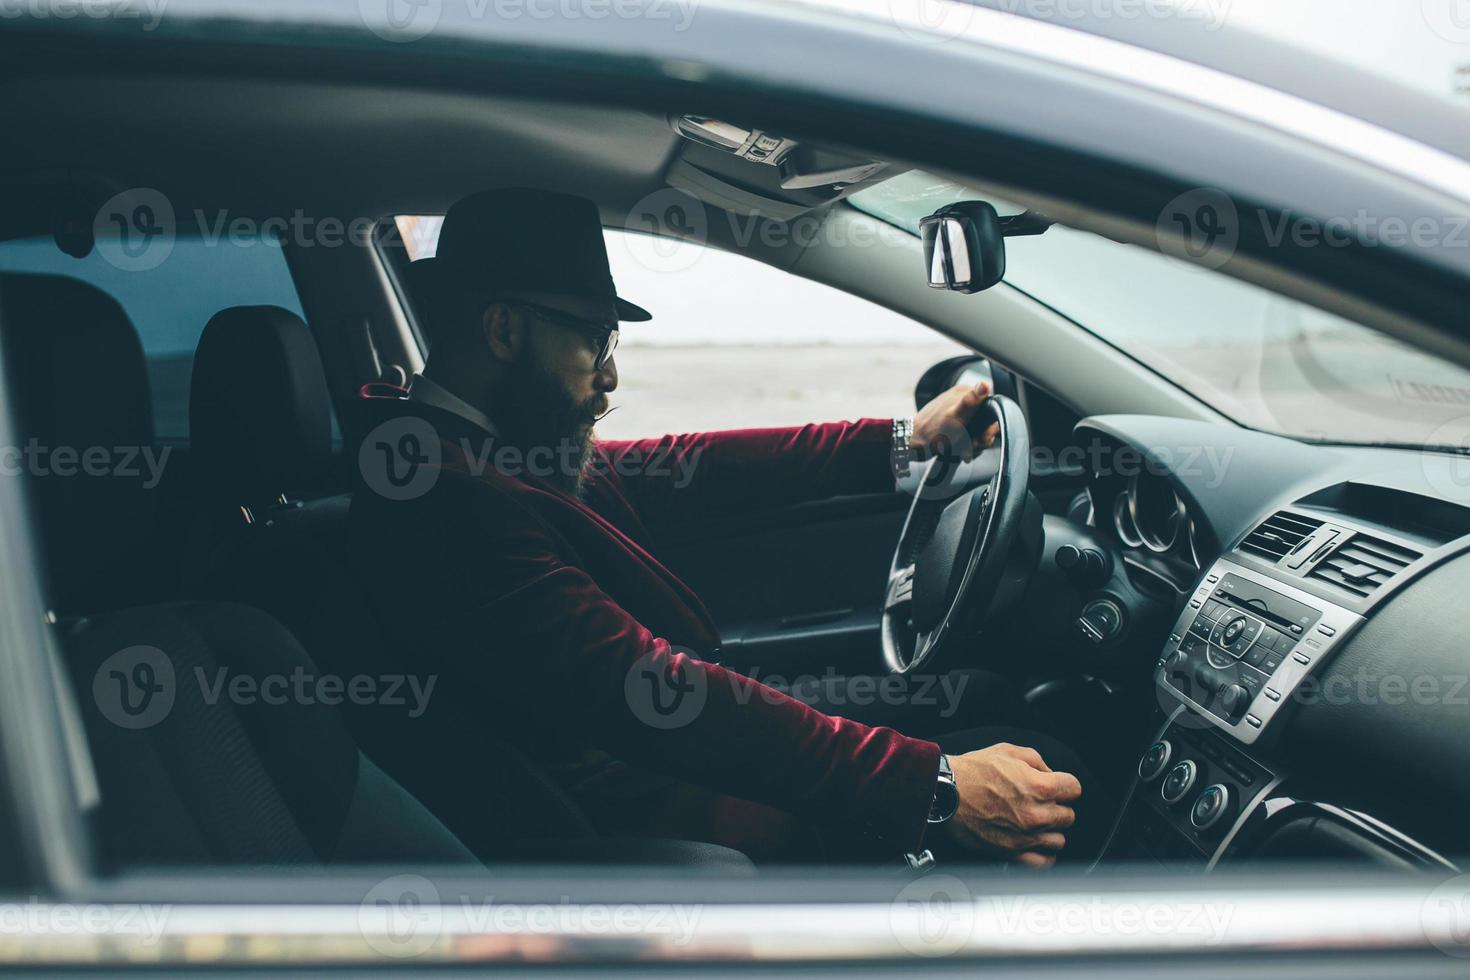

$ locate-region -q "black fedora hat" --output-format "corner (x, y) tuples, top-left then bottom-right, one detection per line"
(409, 188), (650, 333)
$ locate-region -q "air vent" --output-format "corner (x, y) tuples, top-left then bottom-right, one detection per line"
(1239, 512), (1324, 562)
(1307, 534), (1423, 598)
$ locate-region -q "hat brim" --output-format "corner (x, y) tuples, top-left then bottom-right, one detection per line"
(408, 257), (651, 324)
(614, 297), (652, 323)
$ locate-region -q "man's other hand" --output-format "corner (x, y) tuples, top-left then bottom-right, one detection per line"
(911, 381), (998, 462)
(944, 742), (1082, 868)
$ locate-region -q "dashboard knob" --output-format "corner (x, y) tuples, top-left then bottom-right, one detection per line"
(1138, 740), (1173, 782)
(1160, 759), (1198, 805)
(1220, 684), (1251, 722)
(1055, 545), (1081, 570)
(1189, 784), (1233, 834)
(1193, 662), (1220, 697)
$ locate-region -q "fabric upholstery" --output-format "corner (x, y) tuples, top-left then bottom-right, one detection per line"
(190, 305), (332, 504)
(0, 272), (161, 614)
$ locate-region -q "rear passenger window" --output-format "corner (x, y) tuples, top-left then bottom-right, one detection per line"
(0, 233), (307, 446)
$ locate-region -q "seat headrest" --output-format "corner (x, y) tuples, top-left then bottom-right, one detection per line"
(190, 306), (332, 505)
(0, 272), (159, 613)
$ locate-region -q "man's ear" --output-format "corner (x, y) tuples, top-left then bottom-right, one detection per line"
(481, 303), (524, 363)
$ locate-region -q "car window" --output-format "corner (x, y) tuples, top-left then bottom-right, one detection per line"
(392, 216), (969, 439)
(0, 233), (312, 446)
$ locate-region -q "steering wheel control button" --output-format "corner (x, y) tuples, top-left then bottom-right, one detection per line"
(1161, 760), (1198, 805)
(1189, 784), (1232, 833)
(1138, 741), (1173, 782)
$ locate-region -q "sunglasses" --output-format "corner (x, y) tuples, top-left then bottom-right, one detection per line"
(519, 303), (620, 370)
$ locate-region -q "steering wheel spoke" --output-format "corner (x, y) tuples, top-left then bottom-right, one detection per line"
(884, 564), (915, 612)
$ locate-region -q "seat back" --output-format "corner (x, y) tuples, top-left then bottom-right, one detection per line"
(0, 272), (165, 615)
(186, 305), (596, 856)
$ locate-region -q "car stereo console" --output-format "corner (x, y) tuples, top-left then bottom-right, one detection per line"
(1155, 557), (1364, 746)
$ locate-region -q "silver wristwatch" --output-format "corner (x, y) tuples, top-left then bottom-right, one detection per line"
(928, 754), (959, 824)
(891, 417), (914, 481)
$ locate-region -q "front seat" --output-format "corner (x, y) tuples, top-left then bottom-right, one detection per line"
(185, 305), (754, 869)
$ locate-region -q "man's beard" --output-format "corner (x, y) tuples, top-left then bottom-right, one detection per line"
(485, 353), (608, 498)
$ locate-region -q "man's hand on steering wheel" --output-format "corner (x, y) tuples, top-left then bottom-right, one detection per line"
(946, 743), (1083, 867)
(911, 381), (1000, 462)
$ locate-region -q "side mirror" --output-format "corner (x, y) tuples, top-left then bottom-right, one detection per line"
(920, 202), (1052, 294)
(921, 201), (1006, 294)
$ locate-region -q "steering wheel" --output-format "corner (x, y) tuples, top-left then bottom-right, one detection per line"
(881, 394), (1035, 674)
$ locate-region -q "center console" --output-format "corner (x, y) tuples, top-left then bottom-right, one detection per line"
(1158, 558), (1363, 745)
(1098, 557), (1366, 867)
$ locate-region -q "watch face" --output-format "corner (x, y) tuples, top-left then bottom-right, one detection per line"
(930, 780), (960, 823)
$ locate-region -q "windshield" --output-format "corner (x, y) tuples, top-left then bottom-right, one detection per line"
(851, 171), (1470, 452)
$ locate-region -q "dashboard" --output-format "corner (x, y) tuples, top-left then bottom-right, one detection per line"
(1071, 415), (1470, 870)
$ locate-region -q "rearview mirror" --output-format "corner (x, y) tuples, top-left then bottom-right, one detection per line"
(920, 202), (1053, 294)
(920, 201), (1005, 294)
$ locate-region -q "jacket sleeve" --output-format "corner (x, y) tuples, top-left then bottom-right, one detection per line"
(421, 480), (940, 850)
(596, 418), (895, 527)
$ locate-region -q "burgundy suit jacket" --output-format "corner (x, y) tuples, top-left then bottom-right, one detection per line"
(351, 400), (941, 851)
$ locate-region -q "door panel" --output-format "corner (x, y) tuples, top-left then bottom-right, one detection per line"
(655, 492), (908, 675)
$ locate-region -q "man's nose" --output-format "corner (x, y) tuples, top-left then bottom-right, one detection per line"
(596, 355), (618, 393)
